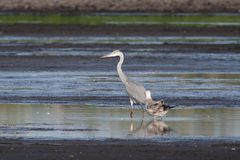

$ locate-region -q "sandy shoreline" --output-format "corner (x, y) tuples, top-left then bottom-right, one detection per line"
(0, 139), (239, 160)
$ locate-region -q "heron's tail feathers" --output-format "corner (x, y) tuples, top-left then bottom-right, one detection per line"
(164, 104), (176, 110)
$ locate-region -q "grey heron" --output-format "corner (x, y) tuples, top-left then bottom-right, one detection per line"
(101, 50), (173, 118)
(101, 50), (146, 118)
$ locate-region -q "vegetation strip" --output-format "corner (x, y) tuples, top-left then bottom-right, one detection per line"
(0, 14), (239, 26)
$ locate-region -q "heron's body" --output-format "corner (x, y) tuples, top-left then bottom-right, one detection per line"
(125, 79), (146, 104)
(101, 50), (173, 118)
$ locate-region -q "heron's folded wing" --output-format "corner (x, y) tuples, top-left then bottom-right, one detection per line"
(125, 79), (146, 104)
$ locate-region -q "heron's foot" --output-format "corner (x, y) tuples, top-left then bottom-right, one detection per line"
(153, 116), (162, 121)
(130, 111), (133, 118)
(153, 115), (157, 120)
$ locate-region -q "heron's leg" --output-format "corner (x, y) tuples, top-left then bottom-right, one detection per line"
(145, 103), (148, 109)
(129, 98), (134, 118)
(130, 119), (134, 132)
(142, 109), (145, 118)
(140, 104), (145, 118)
(140, 118), (144, 127)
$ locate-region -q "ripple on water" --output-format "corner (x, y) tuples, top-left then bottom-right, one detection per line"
(0, 70), (239, 106)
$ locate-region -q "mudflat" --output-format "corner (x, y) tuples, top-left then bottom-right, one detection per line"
(0, 0), (239, 12)
(0, 18), (239, 160)
(0, 139), (239, 160)
(0, 24), (239, 36)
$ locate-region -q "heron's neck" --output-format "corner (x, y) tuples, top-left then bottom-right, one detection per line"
(117, 53), (127, 83)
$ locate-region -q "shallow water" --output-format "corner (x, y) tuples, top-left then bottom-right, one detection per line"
(0, 35), (239, 105)
(0, 71), (239, 107)
(0, 26), (239, 140)
(0, 36), (240, 47)
(0, 104), (239, 140)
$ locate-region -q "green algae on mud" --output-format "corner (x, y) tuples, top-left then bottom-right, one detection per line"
(0, 14), (239, 27)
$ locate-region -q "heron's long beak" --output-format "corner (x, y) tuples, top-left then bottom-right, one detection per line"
(101, 53), (114, 58)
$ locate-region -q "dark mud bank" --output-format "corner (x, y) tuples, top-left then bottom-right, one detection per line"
(0, 0), (240, 12)
(0, 139), (239, 160)
(0, 24), (239, 36)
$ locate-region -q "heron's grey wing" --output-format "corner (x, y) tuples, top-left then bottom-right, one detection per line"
(125, 79), (146, 104)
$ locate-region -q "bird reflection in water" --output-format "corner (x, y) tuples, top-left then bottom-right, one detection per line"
(129, 119), (171, 136)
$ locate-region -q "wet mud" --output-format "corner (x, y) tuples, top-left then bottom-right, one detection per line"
(0, 139), (239, 160)
(0, 24), (239, 36)
(0, 0), (240, 12)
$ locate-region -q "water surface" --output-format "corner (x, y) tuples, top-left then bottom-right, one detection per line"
(0, 104), (240, 140)
(0, 35), (239, 106)
(0, 23), (239, 141)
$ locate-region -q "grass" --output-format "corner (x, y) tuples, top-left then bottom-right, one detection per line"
(0, 13), (239, 27)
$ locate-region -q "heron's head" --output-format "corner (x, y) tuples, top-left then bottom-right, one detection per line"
(101, 50), (123, 58)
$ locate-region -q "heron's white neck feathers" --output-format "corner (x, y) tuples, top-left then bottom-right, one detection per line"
(146, 90), (152, 100)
